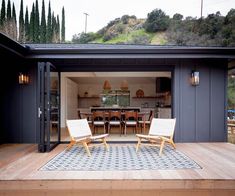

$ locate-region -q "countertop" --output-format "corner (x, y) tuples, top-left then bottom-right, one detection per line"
(90, 106), (141, 110)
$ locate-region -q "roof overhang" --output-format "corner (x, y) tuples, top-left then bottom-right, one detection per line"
(0, 33), (28, 58)
(25, 45), (235, 60)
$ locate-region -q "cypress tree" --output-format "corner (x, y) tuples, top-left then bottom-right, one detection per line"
(6, 0), (11, 20)
(29, 3), (35, 42)
(51, 12), (56, 42)
(40, 0), (46, 43)
(61, 6), (65, 42)
(12, 3), (16, 23)
(12, 3), (17, 40)
(5, 0), (11, 37)
(47, 1), (52, 43)
(34, 0), (40, 42)
(19, 0), (24, 42)
(0, 0), (6, 27)
(56, 15), (60, 43)
(25, 6), (30, 42)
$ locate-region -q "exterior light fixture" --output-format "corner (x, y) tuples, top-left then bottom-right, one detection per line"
(191, 71), (199, 86)
(19, 73), (29, 84)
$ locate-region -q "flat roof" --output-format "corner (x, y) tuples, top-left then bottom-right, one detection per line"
(1, 33), (235, 60)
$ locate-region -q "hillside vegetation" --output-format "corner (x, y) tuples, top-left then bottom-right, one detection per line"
(72, 8), (235, 46)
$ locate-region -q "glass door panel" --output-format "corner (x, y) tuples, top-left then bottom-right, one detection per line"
(38, 62), (60, 152)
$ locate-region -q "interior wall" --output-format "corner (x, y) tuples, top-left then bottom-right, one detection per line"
(76, 78), (158, 108)
(61, 76), (79, 127)
(66, 78), (79, 120)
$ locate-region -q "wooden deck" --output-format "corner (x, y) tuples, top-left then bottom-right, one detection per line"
(0, 143), (235, 195)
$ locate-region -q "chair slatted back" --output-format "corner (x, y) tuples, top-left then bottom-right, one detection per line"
(109, 111), (121, 121)
(149, 118), (176, 137)
(66, 119), (92, 139)
(124, 111), (137, 121)
(93, 111), (105, 121)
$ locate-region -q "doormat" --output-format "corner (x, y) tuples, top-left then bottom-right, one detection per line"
(39, 145), (201, 171)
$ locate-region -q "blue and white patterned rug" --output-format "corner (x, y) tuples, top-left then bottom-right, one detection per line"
(39, 145), (201, 171)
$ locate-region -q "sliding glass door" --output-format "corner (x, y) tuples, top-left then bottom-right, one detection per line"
(38, 62), (60, 152)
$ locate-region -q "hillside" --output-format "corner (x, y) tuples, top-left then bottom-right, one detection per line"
(72, 15), (168, 45)
(72, 9), (235, 46)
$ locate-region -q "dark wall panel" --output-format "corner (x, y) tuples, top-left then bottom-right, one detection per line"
(172, 61), (181, 142)
(3, 70), (21, 142)
(22, 66), (37, 143)
(173, 59), (227, 142)
(1, 55), (37, 143)
(196, 64), (210, 141)
(179, 61), (196, 142)
(210, 65), (227, 141)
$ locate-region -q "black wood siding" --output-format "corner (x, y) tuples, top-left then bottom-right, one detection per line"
(173, 60), (227, 142)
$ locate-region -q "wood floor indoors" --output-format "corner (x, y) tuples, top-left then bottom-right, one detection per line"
(0, 143), (235, 195)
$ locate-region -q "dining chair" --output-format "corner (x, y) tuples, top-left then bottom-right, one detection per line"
(123, 111), (138, 135)
(92, 111), (106, 134)
(108, 111), (122, 135)
(138, 110), (154, 134)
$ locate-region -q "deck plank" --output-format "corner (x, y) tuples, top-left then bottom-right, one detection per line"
(0, 143), (235, 195)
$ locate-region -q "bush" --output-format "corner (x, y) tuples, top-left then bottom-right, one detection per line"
(128, 34), (150, 45)
(144, 9), (170, 32)
(72, 32), (100, 43)
(103, 31), (118, 41)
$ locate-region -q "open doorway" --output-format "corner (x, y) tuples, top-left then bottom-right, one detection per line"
(60, 72), (172, 142)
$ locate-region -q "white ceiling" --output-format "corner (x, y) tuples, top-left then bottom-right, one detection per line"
(65, 72), (171, 84)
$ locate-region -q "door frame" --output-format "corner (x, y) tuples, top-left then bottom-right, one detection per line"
(37, 62), (61, 152)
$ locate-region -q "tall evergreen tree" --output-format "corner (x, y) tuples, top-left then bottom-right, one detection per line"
(61, 6), (65, 42)
(12, 3), (16, 23)
(47, 1), (52, 43)
(40, 0), (46, 43)
(18, 0), (24, 42)
(51, 12), (56, 42)
(34, 0), (40, 42)
(0, 0), (6, 27)
(25, 6), (30, 42)
(56, 15), (60, 42)
(12, 3), (17, 40)
(5, 0), (12, 37)
(29, 3), (35, 42)
(6, 0), (11, 20)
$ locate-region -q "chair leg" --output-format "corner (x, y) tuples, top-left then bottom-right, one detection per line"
(170, 139), (176, 149)
(159, 140), (165, 156)
(136, 137), (142, 152)
(66, 140), (75, 150)
(102, 138), (109, 151)
(82, 142), (91, 156)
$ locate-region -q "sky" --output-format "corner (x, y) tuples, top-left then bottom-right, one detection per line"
(2, 0), (235, 41)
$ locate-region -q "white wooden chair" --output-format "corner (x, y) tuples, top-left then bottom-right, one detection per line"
(66, 119), (109, 156)
(136, 118), (176, 156)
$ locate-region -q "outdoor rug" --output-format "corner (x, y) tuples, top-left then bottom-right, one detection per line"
(39, 145), (201, 171)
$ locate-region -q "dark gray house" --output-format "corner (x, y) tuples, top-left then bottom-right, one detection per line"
(1, 33), (235, 152)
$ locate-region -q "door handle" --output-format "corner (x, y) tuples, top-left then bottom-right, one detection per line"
(38, 107), (42, 118)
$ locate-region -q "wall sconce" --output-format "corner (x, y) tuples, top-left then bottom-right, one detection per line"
(19, 73), (29, 84)
(191, 71), (199, 86)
